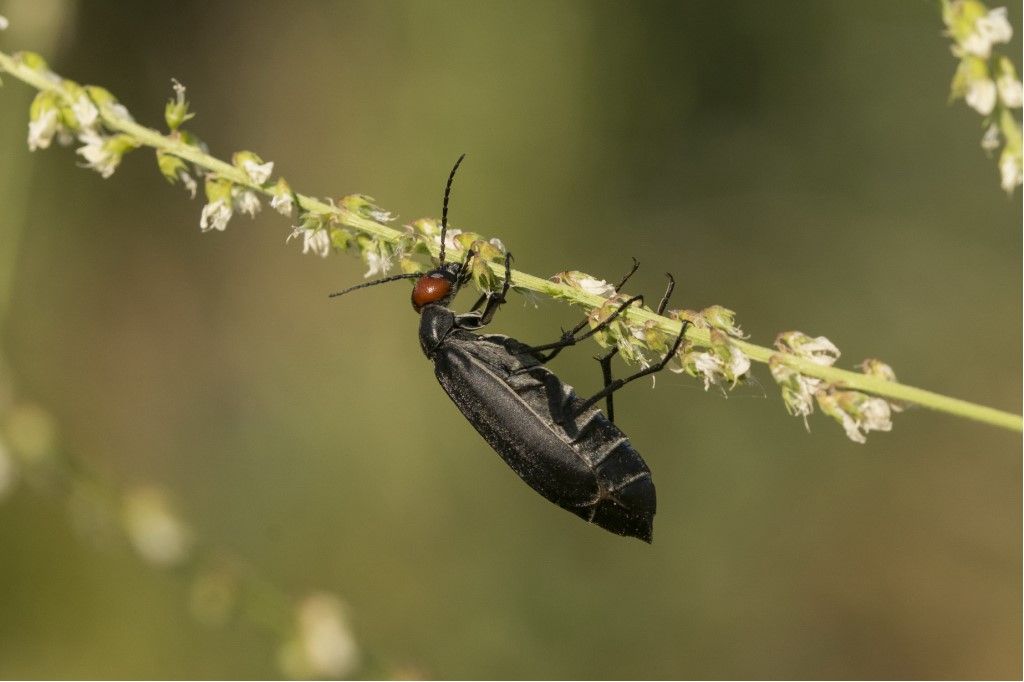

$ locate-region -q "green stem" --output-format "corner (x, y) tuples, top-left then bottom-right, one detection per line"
(1, 49), (1020, 434)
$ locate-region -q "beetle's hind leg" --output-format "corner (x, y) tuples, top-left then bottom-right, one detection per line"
(566, 317), (690, 424)
(595, 274), (676, 423)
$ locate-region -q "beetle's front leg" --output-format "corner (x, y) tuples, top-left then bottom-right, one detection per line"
(460, 252), (513, 327)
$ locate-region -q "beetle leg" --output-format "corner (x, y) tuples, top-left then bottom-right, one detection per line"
(475, 252), (513, 325)
(542, 258), (641, 362)
(468, 294), (488, 313)
(455, 253), (513, 330)
(591, 273), (675, 422)
(565, 320), (690, 422)
(597, 350), (617, 422)
(528, 294), (644, 361)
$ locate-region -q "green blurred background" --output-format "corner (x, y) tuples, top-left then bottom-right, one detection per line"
(0, 0), (1020, 678)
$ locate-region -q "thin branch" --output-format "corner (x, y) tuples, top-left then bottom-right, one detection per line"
(1, 48), (1019, 435)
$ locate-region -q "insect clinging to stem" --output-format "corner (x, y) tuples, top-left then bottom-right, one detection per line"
(331, 155), (689, 542)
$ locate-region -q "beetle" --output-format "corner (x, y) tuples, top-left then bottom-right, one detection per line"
(332, 155), (688, 542)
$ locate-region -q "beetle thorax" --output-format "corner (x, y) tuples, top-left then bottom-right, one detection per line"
(418, 304), (456, 357)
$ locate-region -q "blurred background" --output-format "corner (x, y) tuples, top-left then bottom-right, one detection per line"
(0, 0), (1020, 678)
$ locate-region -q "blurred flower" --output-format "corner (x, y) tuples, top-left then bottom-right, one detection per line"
(999, 148), (1022, 191)
(233, 188), (262, 217)
(243, 159), (274, 185)
(271, 193), (294, 215)
(71, 95), (99, 131)
(279, 593), (360, 680)
(122, 487), (192, 567)
(288, 226), (331, 258)
(339, 194), (394, 223)
(981, 123), (1001, 150)
(816, 390), (893, 444)
(769, 358), (822, 428)
(701, 305), (746, 338)
(687, 351), (724, 391)
(0, 15), (8, 30)
(442, 227), (463, 254)
(270, 178), (295, 216)
(165, 78), (196, 131)
(966, 77), (998, 114)
(944, 3), (1022, 193)
(27, 107), (59, 151)
(774, 331), (841, 366)
(948, 3), (1013, 58)
(363, 247), (392, 276)
(973, 7), (1013, 53)
(200, 198), (232, 232)
(179, 171), (197, 198)
(857, 357), (898, 382)
(76, 131), (136, 178)
(997, 72), (1023, 107)
(551, 271), (616, 297)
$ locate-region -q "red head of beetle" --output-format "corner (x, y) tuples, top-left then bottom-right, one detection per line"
(411, 272), (454, 312)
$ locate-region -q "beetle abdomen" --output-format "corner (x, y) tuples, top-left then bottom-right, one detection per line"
(432, 333), (656, 542)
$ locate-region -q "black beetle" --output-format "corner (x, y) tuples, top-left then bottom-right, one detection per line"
(332, 156), (688, 542)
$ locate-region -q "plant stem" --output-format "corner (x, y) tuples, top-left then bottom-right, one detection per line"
(1, 49), (1020, 434)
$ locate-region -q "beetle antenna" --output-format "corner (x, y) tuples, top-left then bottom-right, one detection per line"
(438, 153), (466, 266)
(328, 273), (421, 298)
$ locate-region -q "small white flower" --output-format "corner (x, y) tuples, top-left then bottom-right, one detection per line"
(27, 108), (59, 151)
(996, 74), (1023, 108)
(122, 487), (192, 567)
(200, 199), (232, 232)
(179, 171), (197, 199)
(306, 230), (331, 257)
(965, 78), (997, 115)
(107, 102), (133, 122)
(981, 123), (1001, 151)
(817, 391), (894, 443)
(243, 158), (274, 185)
(363, 249), (392, 277)
(776, 332), (841, 366)
(834, 406), (866, 443)
(443, 227), (463, 253)
(999, 152), (1022, 192)
(76, 130), (119, 178)
(72, 95), (99, 130)
(961, 30), (994, 58)
(234, 189), (261, 217)
(800, 337), (840, 365)
(960, 7), (1014, 58)
(577, 276), (615, 297)
(728, 348), (751, 384)
(0, 15), (9, 30)
(271, 192), (294, 216)
(977, 7), (1013, 44)
(859, 397), (893, 435)
(769, 359), (823, 429)
(692, 352), (723, 390)
(287, 226), (331, 258)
